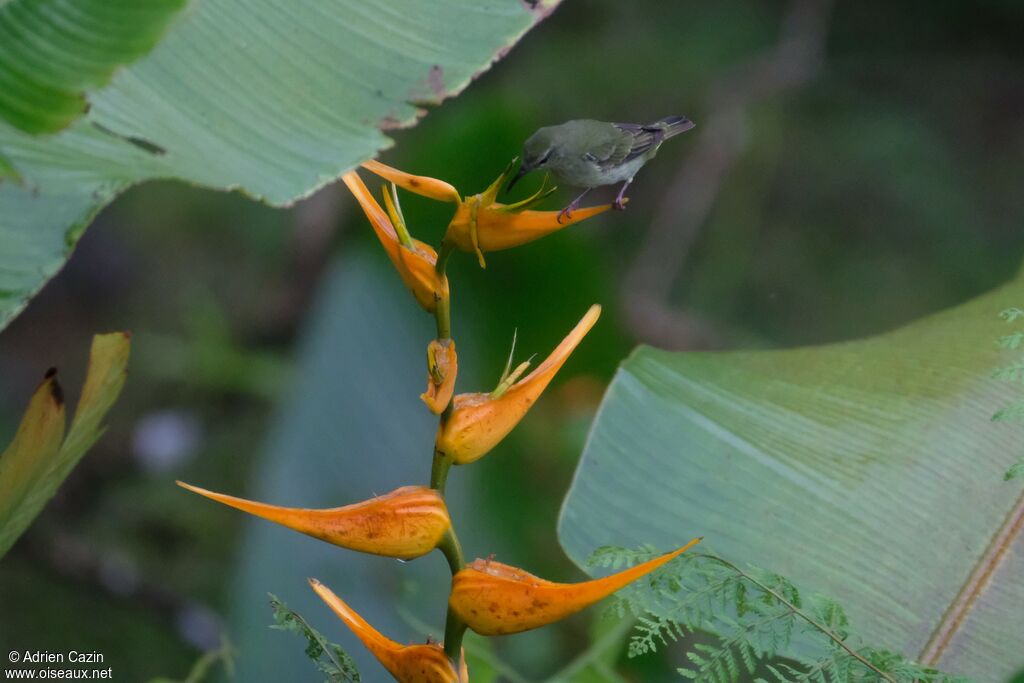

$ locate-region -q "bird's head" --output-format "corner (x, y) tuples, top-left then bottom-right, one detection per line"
(508, 128), (556, 192)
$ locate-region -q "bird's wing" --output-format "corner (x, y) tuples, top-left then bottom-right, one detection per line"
(577, 123), (638, 171)
(612, 123), (666, 163)
(572, 121), (666, 171)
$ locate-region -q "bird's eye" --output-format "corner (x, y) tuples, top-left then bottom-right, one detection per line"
(537, 149), (553, 166)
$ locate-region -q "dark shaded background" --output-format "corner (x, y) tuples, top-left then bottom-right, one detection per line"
(1, 0), (1022, 680)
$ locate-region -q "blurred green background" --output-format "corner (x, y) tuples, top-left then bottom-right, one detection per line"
(1, 0), (1022, 680)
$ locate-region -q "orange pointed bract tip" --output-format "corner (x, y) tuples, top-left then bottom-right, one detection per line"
(177, 482), (450, 560)
(342, 172), (449, 312)
(362, 159), (462, 203)
(310, 579), (465, 683)
(445, 200), (614, 255)
(436, 304), (601, 465)
(450, 539), (701, 636)
(421, 339), (458, 414)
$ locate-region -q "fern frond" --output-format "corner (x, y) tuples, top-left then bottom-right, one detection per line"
(993, 308), (1024, 482)
(586, 547), (973, 683)
(999, 307), (1024, 322)
(269, 594), (361, 683)
(1005, 458), (1024, 481)
(998, 331), (1024, 349)
(992, 402), (1024, 423)
(992, 362), (1024, 383)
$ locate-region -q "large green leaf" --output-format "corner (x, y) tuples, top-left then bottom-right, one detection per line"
(558, 276), (1024, 682)
(0, 0), (561, 330)
(0, 0), (187, 133)
(0, 332), (131, 557)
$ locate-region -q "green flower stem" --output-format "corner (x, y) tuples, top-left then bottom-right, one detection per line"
(430, 446), (454, 494)
(443, 606), (469, 664)
(438, 527), (464, 576)
(434, 445), (467, 666)
(429, 232), (468, 667)
(433, 239), (454, 340)
(435, 237), (455, 277)
(430, 235), (456, 494)
(435, 294), (451, 341)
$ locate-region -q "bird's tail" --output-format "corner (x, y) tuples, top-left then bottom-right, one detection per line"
(648, 115), (695, 139)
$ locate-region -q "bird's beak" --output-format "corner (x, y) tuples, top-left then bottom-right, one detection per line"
(505, 164), (530, 193)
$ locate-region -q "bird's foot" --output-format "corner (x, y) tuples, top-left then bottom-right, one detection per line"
(613, 180), (632, 211)
(559, 189), (592, 223)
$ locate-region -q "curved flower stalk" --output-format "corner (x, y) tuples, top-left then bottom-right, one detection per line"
(361, 159), (614, 267)
(310, 578), (468, 683)
(178, 482), (450, 560)
(436, 304), (601, 465)
(342, 171), (450, 312)
(422, 339), (458, 414)
(449, 539), (702, 636)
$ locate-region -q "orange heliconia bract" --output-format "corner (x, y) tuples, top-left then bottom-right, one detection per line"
(421, 339), (458, 414)
(449, 539), (702, 636)
(177, 482), (450, 560)
(360, 159), (615, 267)
(342, 171), (449, 312)
(445, 197), (613, 257)
(310, 578), (467, 683)
(362, 159), (462, 204)
(436, 304), (601, 464)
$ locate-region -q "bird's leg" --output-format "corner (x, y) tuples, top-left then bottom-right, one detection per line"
(613, 178), (632, 211)
(558, 188), (592, 224)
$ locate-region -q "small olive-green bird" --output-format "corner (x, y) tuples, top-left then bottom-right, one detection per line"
(508, 115), (695, 218)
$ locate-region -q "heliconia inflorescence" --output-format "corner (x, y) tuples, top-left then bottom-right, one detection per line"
(183, 157), (700, 682)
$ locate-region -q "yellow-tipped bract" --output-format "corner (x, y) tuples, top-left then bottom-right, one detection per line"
(177, 482), (450, 560)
